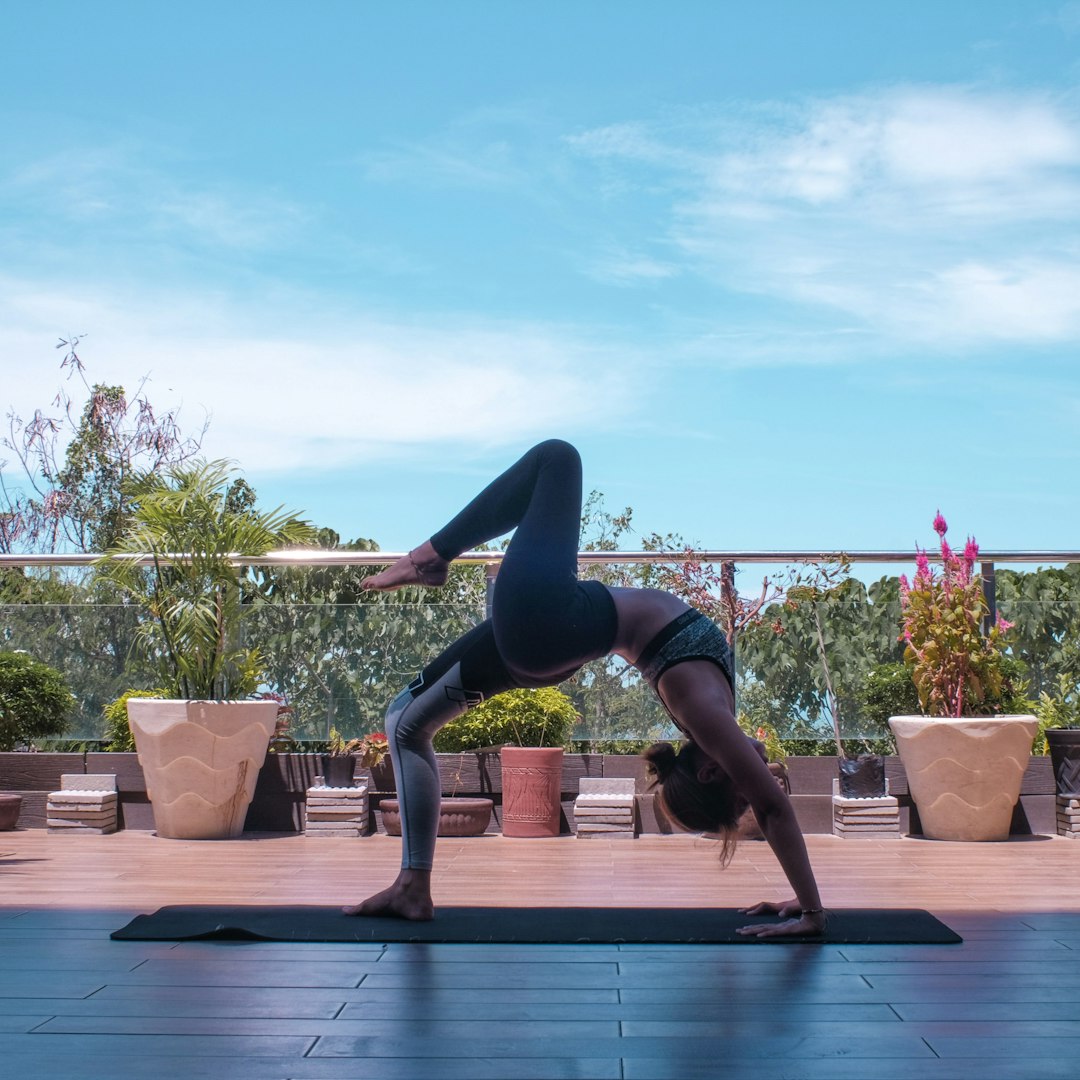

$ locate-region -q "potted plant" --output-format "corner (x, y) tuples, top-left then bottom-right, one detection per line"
(378, 750), (495, 837)
(0, 651), (74, 829)
(96, 459), (317, 839)
(890, 513), (1038, 841)
(1035, 674), (1080, 798)
(784, 559), (895, 798)
(356, 731), (394, 792)
(378, 729), (493, 837)
(433, 687), (579, 837)
(321, 726), (363, 788)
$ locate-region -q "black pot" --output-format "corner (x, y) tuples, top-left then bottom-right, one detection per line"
(1046, 729), (1080, 796)
(320, 754), (358, 788)
(838, 754), (886, 798)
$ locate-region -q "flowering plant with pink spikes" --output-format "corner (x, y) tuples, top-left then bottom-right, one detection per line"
(899, 512), (1013, 717)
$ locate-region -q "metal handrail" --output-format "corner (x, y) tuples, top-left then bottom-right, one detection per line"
(2, 549), (1079, 569)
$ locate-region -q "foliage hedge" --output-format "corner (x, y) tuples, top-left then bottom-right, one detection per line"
(432, 687), (579, 752)
(102, 689), (168, 752)
(0, 652), (74, 751)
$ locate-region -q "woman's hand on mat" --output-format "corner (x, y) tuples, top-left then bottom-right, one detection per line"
(735, 900), (826, 938)
(738, 898), (800, 919)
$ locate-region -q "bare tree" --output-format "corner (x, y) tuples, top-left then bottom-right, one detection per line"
(1, 337), (208, 553)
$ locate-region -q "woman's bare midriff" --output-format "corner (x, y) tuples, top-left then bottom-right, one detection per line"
(606, 586), (692, 667)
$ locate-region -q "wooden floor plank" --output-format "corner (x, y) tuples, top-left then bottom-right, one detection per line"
(2, 1052), (624, 1080)
(624, 1061), (1080, 1080)
(0, 828), (1077, 1078)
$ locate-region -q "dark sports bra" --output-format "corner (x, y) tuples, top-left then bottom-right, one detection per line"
(635, 608), (735, 694)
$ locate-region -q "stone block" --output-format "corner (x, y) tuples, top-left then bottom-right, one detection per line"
(574, 777), (636, 838)
(1057, 794), (1080, 837)
(305, 784), (368, 836)
(61, 774), (118, 792)
(832, 790), (900, 839)
(47, 774), (119, 833)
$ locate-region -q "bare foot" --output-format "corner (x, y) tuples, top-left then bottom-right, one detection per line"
(361, 541), (449, 591)
(342, 869), (435, 921)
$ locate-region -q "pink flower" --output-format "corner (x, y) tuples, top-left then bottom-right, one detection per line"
(940, 538), (952, 563)
(899, 573), (910, 597)
(932, 511), (948, 537)
(963, 537), (979, 566)
(914, 547), (931, 586)
(996, 615), (1014, 633)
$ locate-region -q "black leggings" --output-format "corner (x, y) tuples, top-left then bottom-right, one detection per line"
(385, 439), (617, 868)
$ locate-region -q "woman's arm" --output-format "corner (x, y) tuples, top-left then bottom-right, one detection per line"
(660, 664), (825, 938)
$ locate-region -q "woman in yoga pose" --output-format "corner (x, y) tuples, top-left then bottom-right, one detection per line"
(344, 440), (824, 939)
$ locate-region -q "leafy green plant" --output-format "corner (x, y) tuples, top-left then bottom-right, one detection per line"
(102, 689), (168, 751)
(1034, 673), (1080, 754)
(325, 725), (362, 756)
(901, 513), (1015, 717)
(96, 459), (317, 699)
(433, 688), (579, 752)
(736, 715), (786, 764)
(0, 652), (75, 750)
(858, 662), (920, 732)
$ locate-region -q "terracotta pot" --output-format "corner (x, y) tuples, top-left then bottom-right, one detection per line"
(379, 797), (493, 836)
(1046, 729), (1080, 797)
(500, 746), (563, 837)
(126, 699), (279, 840)
(889, 714), (1039, 841)
(0, 793), (22, 830)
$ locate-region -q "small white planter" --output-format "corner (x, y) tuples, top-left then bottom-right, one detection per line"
(126, 699), (278, 840)
(889, 714), (1039, 841)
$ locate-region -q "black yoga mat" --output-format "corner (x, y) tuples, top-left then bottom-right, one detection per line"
(112, 905), (961, 944)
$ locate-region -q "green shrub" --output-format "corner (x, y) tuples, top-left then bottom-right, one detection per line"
(0, 652), (75, 751)
(858, 662), (921, 731)
(1033, 673), (1080, 754)
(433, 688), (579, 752)
(102, 689), (169, 752)
(567, 738), (654, 755)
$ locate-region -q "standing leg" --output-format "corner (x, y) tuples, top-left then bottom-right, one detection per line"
(344, 621), (515, 919)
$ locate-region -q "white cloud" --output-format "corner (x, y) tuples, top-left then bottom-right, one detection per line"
(0, 278), (635, 474)
(585, 247), (679, 286)
(2, 146), (306, 253)
(569, 86), (1080, 349)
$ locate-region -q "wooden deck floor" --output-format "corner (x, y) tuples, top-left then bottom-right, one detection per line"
(1, 829), (1079, 1079)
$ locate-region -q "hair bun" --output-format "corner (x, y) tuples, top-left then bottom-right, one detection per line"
(642, 741), (678, 783)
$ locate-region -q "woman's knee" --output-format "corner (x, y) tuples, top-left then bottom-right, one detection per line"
(385, 688), (419, 748)
(534, 438), (580, 470)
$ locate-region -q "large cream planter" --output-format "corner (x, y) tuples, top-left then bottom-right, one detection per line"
(126, 699), (279, 840)
(888, 714), (1039, 841)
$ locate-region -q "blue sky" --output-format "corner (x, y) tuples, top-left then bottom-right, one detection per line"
(4, 1), (1080, 558)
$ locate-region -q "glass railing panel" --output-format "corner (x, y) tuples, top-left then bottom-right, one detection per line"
(3, 571), (1079, 746)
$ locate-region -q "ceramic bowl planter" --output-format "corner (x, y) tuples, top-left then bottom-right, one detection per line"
(1046, 729), (1080, 797)
(500, 746), (564, 837)
(889, 714), (1039, 841)
(126, 699), (279, 840)
(380, 797), (493, 836)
